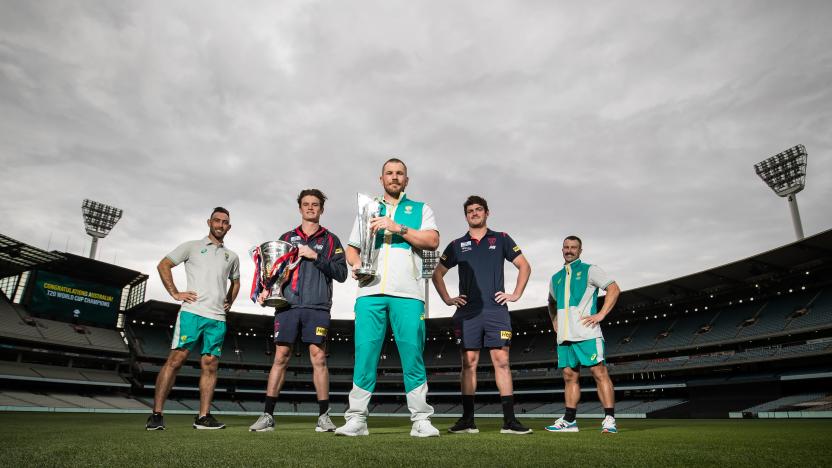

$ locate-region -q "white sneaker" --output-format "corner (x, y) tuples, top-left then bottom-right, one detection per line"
(601, 415), (617, 434)
(544, 417), (579, 433)
(248, 413), (275, 432)
(410, 419), (440, 438)
(334, 418), (369, 436)
(316, 411), (337, 432)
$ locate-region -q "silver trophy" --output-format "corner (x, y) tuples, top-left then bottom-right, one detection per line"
(251, 240), (301, 308)
(356, 193), (381, 277)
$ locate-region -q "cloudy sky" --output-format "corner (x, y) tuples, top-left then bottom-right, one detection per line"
(2, 1), (830, 319)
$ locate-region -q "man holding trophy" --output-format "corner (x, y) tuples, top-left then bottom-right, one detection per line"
(335, 158), (441, 437)
(248, 189), (347, 433)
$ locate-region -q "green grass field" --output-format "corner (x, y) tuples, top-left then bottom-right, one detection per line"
(1, 413), (830, 467)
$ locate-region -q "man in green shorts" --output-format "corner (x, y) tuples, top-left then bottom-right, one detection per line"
(145, 207), (241, 430)
(545, 236), (621, 434)
(335, 158), (441, 438)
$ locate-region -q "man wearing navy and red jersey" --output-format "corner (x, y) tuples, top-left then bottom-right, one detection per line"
(432, 195), (532, 435)
(248, 189), (348, 433)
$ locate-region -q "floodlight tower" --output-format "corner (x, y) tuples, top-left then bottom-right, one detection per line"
(754, 144), (808, 240)
(81, 199), (123, 259)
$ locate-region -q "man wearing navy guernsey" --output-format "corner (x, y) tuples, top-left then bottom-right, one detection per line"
(335, 158), (441, 438)
(248, 189), (347, 433)
(432, 195), (532, 435)
(545, 236), (621, 434)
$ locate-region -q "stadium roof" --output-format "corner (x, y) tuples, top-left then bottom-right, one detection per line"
(36, 252), (148, 289)
(0, 234), (65, 278)
(613, 227), (832, 312)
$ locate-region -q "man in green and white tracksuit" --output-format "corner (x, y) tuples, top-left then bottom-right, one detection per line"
(545, 235), (621, 434)
(335, 158), (441, 438)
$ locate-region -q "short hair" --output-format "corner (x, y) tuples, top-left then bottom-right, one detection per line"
(297, 189), (327, 208)
(211, 206), (230, 218)
(564, 235), (582, 248)
(381, 158), (408, 175)
(463, 195), (489, 213)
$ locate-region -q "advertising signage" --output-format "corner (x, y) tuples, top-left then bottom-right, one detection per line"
(29, 271), (122, 327)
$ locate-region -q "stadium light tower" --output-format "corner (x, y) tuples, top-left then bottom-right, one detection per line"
(81, 199), (123, 259)
(754, 144), (808, 240)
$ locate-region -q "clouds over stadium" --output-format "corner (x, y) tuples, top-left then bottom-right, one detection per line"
(1, 1), (831, 318)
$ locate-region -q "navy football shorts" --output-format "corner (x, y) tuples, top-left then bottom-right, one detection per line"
(453, 307), (512, 349)
(274, 307), (330, 345)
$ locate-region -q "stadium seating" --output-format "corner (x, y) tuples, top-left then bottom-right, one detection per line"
(741, 393), (829, 413)
(0, 361), (126, 385)
(92, 395), (149, 410)
(785, 289), (832, 331)
(130, 326), (172, 357)
(0, 299), (46, 341)
(0, 297), (128, 353)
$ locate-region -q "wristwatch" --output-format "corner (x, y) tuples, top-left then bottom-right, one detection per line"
(398, 225), (409, 236)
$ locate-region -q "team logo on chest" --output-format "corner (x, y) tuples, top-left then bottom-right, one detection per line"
(488, 237), (497, 250)
(404, 205), (413, 214)
(315, 240), (323, 251)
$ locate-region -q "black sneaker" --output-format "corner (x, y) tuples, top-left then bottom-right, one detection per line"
(500, 419), (533, 434)
(448, 417), (479, 434)
(193, 413), (226, 430)
(146, 412), (165, 431)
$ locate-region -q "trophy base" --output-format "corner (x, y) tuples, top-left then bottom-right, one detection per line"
(355, 268), (376, 277)
(264, 297), (290, 309)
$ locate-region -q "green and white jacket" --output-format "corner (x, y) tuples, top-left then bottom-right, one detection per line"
(549, 258), (613, 344)
(349, 193), (439, 302)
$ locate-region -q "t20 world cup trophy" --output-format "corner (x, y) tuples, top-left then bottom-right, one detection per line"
(356, 193), (381, 278)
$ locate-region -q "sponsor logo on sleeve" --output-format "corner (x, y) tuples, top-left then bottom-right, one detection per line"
(512, 246), (521, 252)
(500, 330), (512, 340)
(200, 248), (208, 254)
(335, 248), (343, 254)
(590, 353), (598, 361)
(315, 327), (328, 337)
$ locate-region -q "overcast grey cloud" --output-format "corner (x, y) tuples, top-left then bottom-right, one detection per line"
(2, 0), (830, 319)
